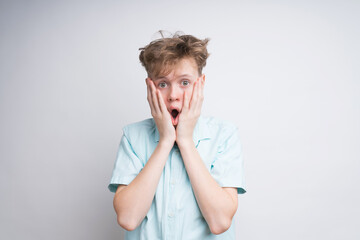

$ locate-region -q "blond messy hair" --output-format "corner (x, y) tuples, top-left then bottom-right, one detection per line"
(139, 31), (210, 79)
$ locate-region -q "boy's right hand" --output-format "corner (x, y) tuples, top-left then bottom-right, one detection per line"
(146, 78), (176, 146)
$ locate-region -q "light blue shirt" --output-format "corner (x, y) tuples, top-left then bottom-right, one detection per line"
(108, 116), (246, 240)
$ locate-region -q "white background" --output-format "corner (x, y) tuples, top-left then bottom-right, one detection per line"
(0, 0), (359, 239)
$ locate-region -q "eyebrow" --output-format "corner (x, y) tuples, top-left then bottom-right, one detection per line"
(178, 74), (193, 79)
(154, 74), (193, 81)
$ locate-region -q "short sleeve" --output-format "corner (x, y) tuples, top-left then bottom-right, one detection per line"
(108, 131), (144, 193)
(210, 128), (246, 194)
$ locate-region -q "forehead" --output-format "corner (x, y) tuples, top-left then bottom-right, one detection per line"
(155, 58), (199, 80)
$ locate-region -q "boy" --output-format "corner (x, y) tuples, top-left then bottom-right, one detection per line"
(108, 32), (246, 239)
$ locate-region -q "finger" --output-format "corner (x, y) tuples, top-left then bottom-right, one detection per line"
(199, 76), (204, 94)
(157, 89), (168, 114)
(182, 91), (190, 113)
(198, 79), (205, 113)
(193, 78), (204, 114)
(190, 79), (199, 111)
(146, 78), (155, 113)
(150, 81), (161, 114)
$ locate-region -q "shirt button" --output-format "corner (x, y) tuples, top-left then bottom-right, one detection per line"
(168, 212), (174, 218)
(171, 180), (176, 185)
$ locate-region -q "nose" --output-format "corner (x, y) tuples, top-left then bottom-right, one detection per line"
(168, 85), (181, 102)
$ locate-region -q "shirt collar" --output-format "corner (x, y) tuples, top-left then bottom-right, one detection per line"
(153, 116), (211, 146)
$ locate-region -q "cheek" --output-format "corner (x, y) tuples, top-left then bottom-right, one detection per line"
(160, 92), (168, 103)
(186, 88), (194, 98)
(157, 89), (167, 99)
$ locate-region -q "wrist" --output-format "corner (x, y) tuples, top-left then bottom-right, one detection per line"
(176, 137), (194, 148)
(158, 139), (175, 150)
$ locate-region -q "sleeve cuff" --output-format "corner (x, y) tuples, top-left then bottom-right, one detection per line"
(108, 175), (137, 193)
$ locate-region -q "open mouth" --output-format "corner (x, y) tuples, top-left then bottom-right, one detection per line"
(170, 109), (180, 126)
(171, 109), (179, 119)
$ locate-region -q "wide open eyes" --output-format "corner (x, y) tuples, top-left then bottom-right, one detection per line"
(158, 80), (190, 88)
(158, 82), (167, 88)
(181, 80), (190, 86)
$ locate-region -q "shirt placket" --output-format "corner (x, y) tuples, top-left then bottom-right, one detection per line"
(165, 145), (180, 240)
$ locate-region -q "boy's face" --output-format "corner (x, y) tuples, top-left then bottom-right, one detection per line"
(147, 58), (205, 126)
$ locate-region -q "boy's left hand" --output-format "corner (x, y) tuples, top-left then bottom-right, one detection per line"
(176, 78), (204, 145)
